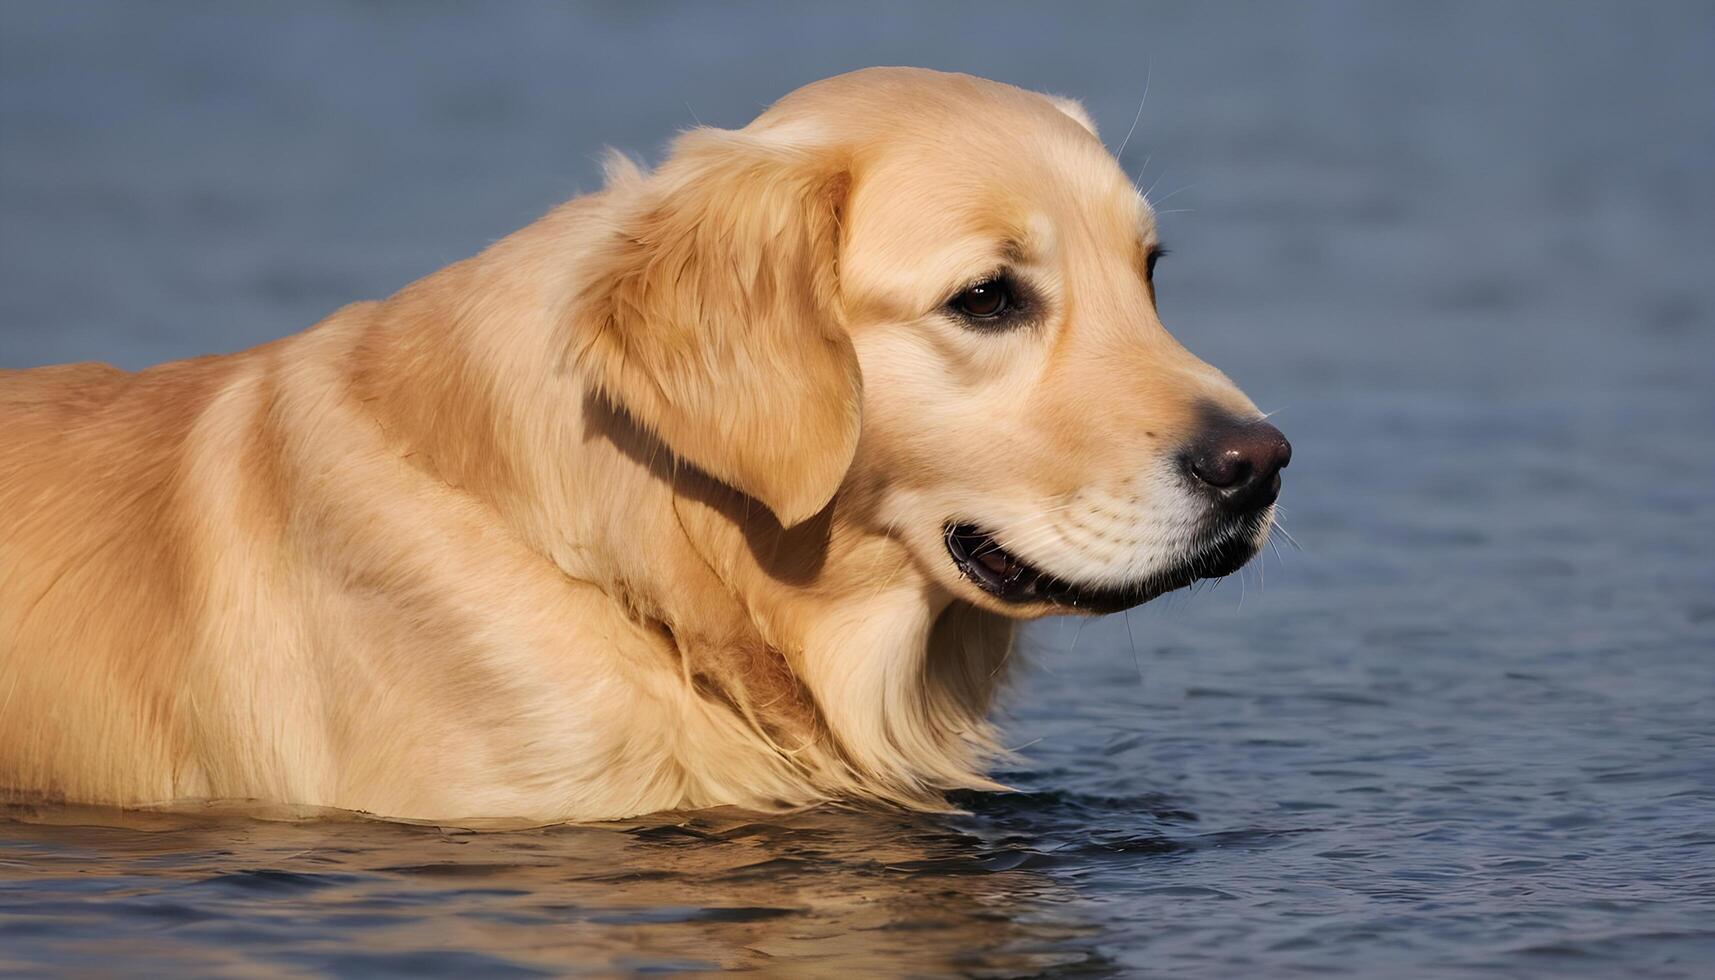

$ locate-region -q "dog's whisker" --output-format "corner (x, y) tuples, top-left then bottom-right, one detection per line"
(1066, 617), (1089, 660)
(1147, 182), (1199, 207)
(1142, 168), (1169, 203)
(1113, 66), (1151, 162)
(1131, 152), (1154, 195)
(1123, 609), (1144, 685)
(1270, 519), (1303, 551)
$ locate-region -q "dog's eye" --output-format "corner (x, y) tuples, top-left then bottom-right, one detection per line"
(1145, 245), (1168, 282)
(950, 279), (1013, 320)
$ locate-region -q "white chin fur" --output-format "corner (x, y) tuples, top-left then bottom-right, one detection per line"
(967, 462), (1256, 588)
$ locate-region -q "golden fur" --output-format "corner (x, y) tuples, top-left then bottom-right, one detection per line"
(0, 69), (1265, 822)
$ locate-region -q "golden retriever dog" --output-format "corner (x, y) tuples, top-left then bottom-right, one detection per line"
(0, 68), (1289, 822)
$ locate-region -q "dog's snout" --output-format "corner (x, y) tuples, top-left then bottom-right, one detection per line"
(1183, 415), (1292, 511)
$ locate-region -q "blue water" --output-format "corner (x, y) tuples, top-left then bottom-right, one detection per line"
(3, 2), (1714, 976)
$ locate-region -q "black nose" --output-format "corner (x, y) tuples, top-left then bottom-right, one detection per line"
(1182, 414), (1292, 512)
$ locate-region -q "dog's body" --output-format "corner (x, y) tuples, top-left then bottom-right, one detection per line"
(0, 69), (1287, 822)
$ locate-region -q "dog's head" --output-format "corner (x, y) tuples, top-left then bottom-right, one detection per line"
(575, 68), (1288, 618)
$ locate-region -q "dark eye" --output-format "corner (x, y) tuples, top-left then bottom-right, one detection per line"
(1145, 245), (1169, 281)
(950, 278), (1013, 320)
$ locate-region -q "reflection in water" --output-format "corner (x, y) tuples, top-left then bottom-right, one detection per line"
(0, 800), (1122, 976)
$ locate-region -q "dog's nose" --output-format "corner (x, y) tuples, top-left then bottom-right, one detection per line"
(1183, 415), (1292, 512)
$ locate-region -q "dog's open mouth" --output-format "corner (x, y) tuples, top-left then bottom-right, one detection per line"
(944, 520), (1263, 614)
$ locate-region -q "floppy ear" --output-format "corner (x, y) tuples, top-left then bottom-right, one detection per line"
(572, 128), (860, 527)
(1047, 95), (1099, 138)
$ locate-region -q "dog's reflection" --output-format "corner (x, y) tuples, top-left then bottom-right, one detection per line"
(1, 801), (1105, 975)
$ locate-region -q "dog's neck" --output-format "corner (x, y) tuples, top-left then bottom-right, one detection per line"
(342, 200), (1015, 804)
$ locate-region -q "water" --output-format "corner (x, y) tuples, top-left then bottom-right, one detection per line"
(3, 2), (1714, 975)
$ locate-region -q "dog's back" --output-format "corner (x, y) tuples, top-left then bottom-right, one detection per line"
(0, 358), (227, 803)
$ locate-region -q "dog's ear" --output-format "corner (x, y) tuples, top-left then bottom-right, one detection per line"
(572, 127), (860, 527)
(1046, 95), (1099, 138)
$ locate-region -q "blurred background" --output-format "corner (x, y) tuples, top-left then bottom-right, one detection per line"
(3, 3), (1713, 976)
